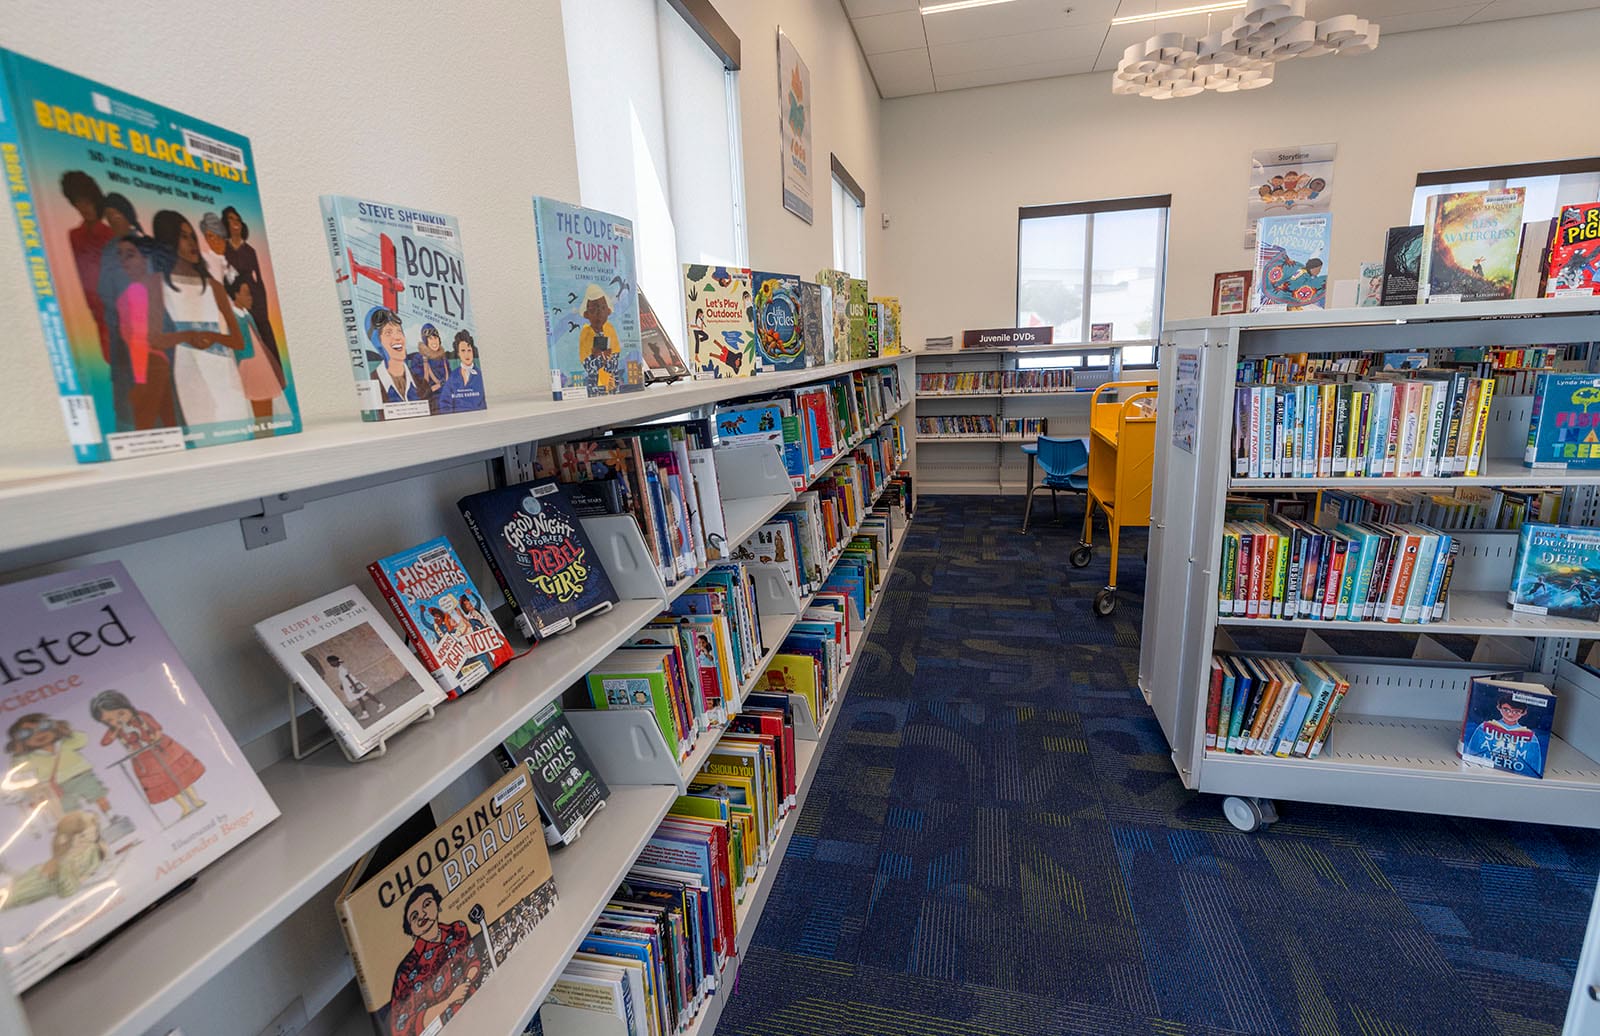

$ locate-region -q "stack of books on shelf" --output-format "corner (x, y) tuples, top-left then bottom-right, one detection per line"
(716, 366), (904, 489)
(918, 371), (1001, 394)
(1318, 485), (1566, 532)
(1205, 655), (1350, 759)
(918, 415), (999, 438)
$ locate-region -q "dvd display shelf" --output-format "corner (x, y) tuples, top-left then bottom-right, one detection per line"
(1138, 299), (1600, 837)
(6, 357), (914, 1036)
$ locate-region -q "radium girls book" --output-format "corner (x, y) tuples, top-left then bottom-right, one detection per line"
(1418, 188), (1526, 303)
(751, 271), (807, 372)
(497, 701), (610, 846)
(1254, 214), (1330, 310)
(255, 587), (448, 758)
(0, 562), (279, 991)
(534, 197), (645, 400)
(0, 48), (300, 462)
(368, 537), (515, 696)
(458, 480), (620, 640)
(684, 263), (755, 378)
(320, 196), (486, 421)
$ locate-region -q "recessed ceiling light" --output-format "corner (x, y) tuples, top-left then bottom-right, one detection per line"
(920, 0), (1023, 15)
(1110, 2), (1246, 25)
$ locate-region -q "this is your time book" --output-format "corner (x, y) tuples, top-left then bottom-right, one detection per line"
(684, 263), (755, 378)
(0, 562), (280, 990)
(1507, 522), (1600, 621)
(1458, 675), (1556, 779)
(1546, 202), (1600, 296)
(1418, 188), (1526, 302)
(255, 586), (448, 758)
(336, 767), (557, 1035)
(368, 537), (515, 696)
(458, 479), (620, 641)
(1254, 214), (1331, 310)
(534, 197), (645, 400)
(321, 196), (486, 420)
(0, 48), (301, 462)
(1526, 373), (1600, 470)
(751, 270), (807, 372)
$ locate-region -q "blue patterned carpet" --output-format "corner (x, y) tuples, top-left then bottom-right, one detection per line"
(714, 495), (1600, 1036)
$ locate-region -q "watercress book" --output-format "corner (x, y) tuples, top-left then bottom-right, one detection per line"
(534, 197), (645, 400)
(1, 562), (279, 990)
(1418, 188), (1526, 303)
(368, 536), (515, 696)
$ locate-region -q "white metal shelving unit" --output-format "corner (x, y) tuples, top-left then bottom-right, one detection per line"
(3, 356), (917, 1036)
(1140, 299), (1600, 833)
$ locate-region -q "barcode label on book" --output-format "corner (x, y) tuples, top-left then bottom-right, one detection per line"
(59, 395), (102, 445)
(42, 575), (122, 610)
(411, 220), (455, 241)
(182, 129), (244, 171)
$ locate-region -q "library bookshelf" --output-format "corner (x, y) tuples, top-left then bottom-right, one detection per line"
(5, 356), (916, 1036)
(1139, 299), (1600, 834)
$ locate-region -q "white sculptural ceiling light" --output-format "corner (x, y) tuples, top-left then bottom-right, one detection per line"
(1112, 0), (1379, 99)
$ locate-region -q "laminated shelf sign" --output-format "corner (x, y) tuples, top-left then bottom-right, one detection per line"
(1245, 143), (1336, 251)
(778, 30), (813, 224)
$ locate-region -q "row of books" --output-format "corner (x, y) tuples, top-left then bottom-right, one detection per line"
(1317, 486), (1564, 532)
(1205, 655), (1351, 758)
(1231, 372), (1498, 480)
(919, 371), (1001, 393)
(915, 369), (1076, 394)
(0, 47), (909, 463)
(715, 367), (904, 490)
(915, 416), (1047, 438)
(1219, 519), (1459, 624)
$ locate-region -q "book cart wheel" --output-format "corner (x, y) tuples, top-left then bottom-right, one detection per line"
(1070, 545), (1094, 568)
(1222, 796), (1278, 833)
(1093, 587), (1117, 616)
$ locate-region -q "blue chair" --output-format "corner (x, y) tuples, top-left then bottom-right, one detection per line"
(1021, 435), (1088, 532)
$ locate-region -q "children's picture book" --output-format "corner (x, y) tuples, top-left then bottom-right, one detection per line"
(875, 297), (902, 356)
(1546, 203), (1600, 296)
(534, 197), (645, 400)
(816, 269), (851, 364)
(1212, 270), (1251, 316)
(638, 290), (690, 383)
(336, 767), (558, 1035)
(458, 479), (620, 640)
(684, 264), (755, 378)
(1418, 188), (1526, 303)
(847, 278), (870, 359)
(0, 562), (280, 991)
(320, 196), (485, 421)
(1254, 214), (1330, 310)
(498, 701), (610, 846)
(0, 48), (300, 463)
(1380, 225), (1424, 306)
(368, 537), (515, 696)
(1507, 522), (1600, 621)
(799, 281), (826, 367)
(1526, 373), (1600, 470)
(1458, 675), (1556, 779)
(256, 586), (447, 758)
(751, 271), (808, 372)
(1356, 261), (1384, 307)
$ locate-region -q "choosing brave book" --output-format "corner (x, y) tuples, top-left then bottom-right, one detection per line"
(321, 196), (487, 420)
(0, 47), (301, 462)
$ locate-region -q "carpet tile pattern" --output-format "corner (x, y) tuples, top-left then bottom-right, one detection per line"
(714, 496), (1600, 1036)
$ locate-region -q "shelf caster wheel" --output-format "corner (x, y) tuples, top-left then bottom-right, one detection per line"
(1093, 588), (1117, 616)
(1070, 545), (1094, 568)
(1222, 796), (1278, 833)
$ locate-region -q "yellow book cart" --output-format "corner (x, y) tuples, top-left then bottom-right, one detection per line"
(1071, 379), (1159, 615)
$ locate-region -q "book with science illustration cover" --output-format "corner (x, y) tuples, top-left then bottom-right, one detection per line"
(534, 197), (645, 400)
(751, 270), (807, 372)
(0, 562), (279, 991)
(1546, 202), (1600, 296)
(320, 196), (486, 421)
(847, 278), (870, 359)
(1254, 214), (1330, 310)
(816, 269), (851, 365)
(368, 537), (514, 696)
(0, 47), (300, 462)
(1418, 188), (1526, 303)
(458, 479), (620, 641)
(684, 263), (755, 378)
(799, 281), (826, 367)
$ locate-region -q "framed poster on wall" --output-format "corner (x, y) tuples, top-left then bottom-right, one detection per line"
(778, 29), (813, 223)
(1213, 270), (1252, 315)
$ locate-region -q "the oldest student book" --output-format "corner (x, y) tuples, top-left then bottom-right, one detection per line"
(534, 197), (645, 400)
(0, 563), (280, 991)
(0, 48), (301, 462)
(321, 196), (487, 420)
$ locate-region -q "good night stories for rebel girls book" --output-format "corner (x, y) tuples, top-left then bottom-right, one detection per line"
(0, 47), (300, 462)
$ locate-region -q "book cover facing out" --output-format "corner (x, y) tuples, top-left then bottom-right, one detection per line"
(751, 270), (807, 372)
(533, 197), (645, 400)
(0, 47), (300, 462)
(1380, 225), (1424, 305)
(1526, 373), (1600, 469)
(1419, 188), (1526, 302)
(1507, 522), (1600, 621)
(1254, 214), (1330, 310)
(499, 701), (609, 845)
(1546, 202), (1600, 296)
(1458, 676), (1556, 779)
(684, 263), (755, 378)
(369, 536), (514, 695)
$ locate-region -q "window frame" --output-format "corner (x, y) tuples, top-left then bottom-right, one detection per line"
(1414, 157), (1600, 188)
(1016, 194), (1170, 369)
(832, 153), (866, 278)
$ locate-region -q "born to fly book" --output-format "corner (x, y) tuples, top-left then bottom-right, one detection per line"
(0, 562), (279, 990)
(321, 196), (487, 421)
(0, 48), (301, 462)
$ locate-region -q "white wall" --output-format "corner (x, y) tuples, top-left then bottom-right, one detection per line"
(879, 10), (1600, 352)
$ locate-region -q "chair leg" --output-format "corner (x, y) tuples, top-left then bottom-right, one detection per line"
(1022, 486), (1035, 532)
(1050, 488), (1059, 520)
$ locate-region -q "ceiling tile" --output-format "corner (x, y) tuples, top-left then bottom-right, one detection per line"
(869, 47), (937, 96)
(1094, 12), (1236, 68)
(920, 0), (1120, 46)
(853, 10), (928, 54)
(843, 0), (919, 16)
(934, 54), (1100, 91)
(1362, 4), (1485, 32)
(930, 26), (1105, 75)
(1466, 0), (1600, 19)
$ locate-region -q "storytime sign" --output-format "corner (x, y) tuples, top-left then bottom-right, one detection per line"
(1245, 143), (1336, 250)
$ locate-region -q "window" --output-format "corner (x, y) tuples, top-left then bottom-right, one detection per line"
(561, 0), (746, 349)
(1017, 195), (1170, 367)
(831, 155), (865, 278)
(1410, 158), (1600, 226)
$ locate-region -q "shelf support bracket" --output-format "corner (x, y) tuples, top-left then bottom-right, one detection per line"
(240, 492), (303, 550)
